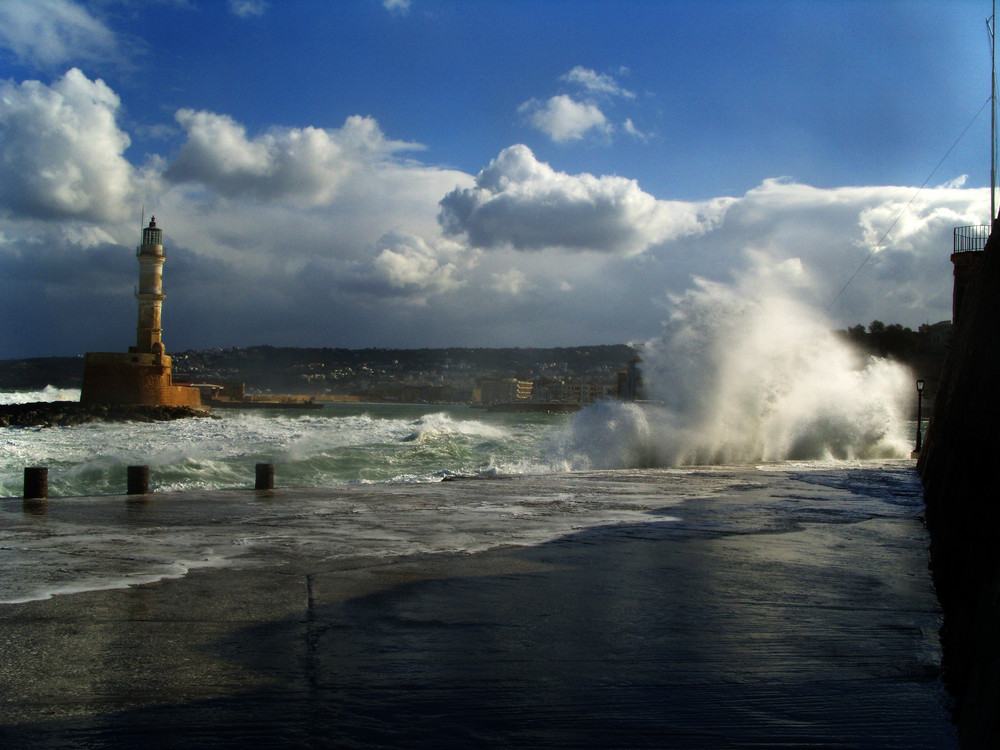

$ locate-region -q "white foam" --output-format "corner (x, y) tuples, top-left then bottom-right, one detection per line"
(0, 385), (81, 405)
(547, 261), (913, 470)
(1, 404), (538, 496)
(403, 412), (509, 442)
(1, 554), (231, 605)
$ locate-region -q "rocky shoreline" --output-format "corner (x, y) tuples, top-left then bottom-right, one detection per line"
(0, 401), (210, 428)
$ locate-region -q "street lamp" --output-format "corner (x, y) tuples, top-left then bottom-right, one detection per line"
(915, 379), (926, 454)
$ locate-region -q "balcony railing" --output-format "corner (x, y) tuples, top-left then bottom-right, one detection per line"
(953, 225), (991, 254)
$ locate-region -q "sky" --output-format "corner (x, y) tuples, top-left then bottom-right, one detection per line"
(0, 0), (995, 359)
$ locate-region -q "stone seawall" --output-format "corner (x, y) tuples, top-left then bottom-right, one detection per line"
(0, 401), (209, 428)
(918, 227), (1000, 747)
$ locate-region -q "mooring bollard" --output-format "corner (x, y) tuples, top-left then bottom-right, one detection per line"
(255, 463), (274, 490)
(23, 467), (48, 499)
(127, 465), (150, 495)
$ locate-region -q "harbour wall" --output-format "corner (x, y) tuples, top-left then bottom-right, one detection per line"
(918, 225), (1000, 747)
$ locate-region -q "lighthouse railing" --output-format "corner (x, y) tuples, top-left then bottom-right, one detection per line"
(953, 225), (991, 254)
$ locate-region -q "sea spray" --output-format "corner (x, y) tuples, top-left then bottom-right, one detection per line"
(549, 261), (913, 469)
(0, 386), (82, 405)
(545, 400), (662, 471)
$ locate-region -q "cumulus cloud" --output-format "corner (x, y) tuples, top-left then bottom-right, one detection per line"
(368, 230), (468, 296)
(521, 67), (642, 143)
(727, 178), (985, 261)
(0, 68), (136, 221)
(690, 178), (988, 324)
(858, 190), (975, 252)
(1, 166), (987, 357)
(166, 111), (423, 204)
(0, 0), (118, 69)
(439, 144), (732, 255)
(0, 66), (985, 357)
(518, 95), (611, 143)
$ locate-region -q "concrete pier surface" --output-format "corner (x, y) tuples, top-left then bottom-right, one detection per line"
(0, 467), (956, 748)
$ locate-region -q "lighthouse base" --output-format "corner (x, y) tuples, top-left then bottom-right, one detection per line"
(80, 352), (201, 407)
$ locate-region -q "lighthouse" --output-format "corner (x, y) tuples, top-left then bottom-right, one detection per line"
(135, 216), (166, 355)
(80, 216), (201, 407)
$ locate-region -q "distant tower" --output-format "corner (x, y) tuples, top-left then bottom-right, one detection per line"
(616, 358), (643, 401)
(135, 217), (166, 355)
(80, 216), (201, 408)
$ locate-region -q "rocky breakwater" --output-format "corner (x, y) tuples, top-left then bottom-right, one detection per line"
(0, 401), (209, 428)
(918, 225), (1000, 747)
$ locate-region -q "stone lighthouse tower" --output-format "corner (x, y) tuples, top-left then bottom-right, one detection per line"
(135, 216), (166, 355)
(80, 217), (201, 407)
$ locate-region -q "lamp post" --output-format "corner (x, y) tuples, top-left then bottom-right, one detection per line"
(915, 379), (926, 454)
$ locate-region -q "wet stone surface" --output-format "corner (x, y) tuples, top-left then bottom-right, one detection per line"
(0, 466), (957, 748)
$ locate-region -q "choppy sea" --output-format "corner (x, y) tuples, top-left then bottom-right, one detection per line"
(1, 391), (565, 495)
(2, 386), (925, 605)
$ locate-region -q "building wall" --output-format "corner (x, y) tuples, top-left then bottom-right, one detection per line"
(80, 353), (201, 407)
(478, 377), (530, 404)
(919, 228), (1000, 746)
(950, 250), (985, 327)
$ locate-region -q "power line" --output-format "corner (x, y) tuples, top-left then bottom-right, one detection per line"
(826, 95), (992, 314)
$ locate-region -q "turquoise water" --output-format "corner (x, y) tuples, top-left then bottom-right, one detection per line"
(1, 401), (566, 497)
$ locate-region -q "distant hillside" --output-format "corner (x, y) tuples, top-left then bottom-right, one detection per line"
(0, 357), (84, 390)
(2, 331), (943, 398)
(170, 344), (639, 396)
(0, 345), (638, 395)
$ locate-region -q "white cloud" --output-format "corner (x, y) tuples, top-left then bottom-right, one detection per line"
(623, 118), (648, 141)
(1, 167), (988, 356)
(936, 175), (968, 190)
(166, 111), (424, 204)
(369, 230), (467, 296)
(561, 66), (635, 99)
(688, 178), (989, 325)
(521, 68), (642, 143)
(229, 0), (268, 18)
(383, 0), (412, 14)
(0, 68), (137, 221)
(0, 0), (118, 69)
(519, 95), (610, 143)
(491, 268), (529, 295)
(858, 191), (979, 252)
(0, 69), (987, 356)
(439, 144), (731, 255)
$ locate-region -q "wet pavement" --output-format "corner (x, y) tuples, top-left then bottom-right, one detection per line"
(0, 467), (957, 748)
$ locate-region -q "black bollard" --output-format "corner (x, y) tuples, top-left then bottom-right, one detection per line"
(255, 463), (275, 490)
(127, 465), (150, 495)
(23, 467), (48, 499)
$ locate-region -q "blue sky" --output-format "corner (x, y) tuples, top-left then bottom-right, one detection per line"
(0, 0), (995, 358)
